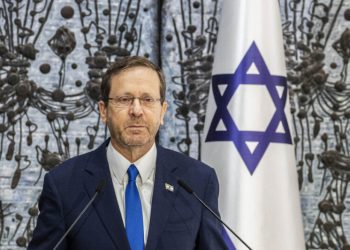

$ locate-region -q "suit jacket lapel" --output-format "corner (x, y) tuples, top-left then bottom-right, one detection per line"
(145, 146), (182, 250)
(83, 140), (130, 250)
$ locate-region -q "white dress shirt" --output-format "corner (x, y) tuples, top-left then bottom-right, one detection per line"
(106, 142), (156, 244)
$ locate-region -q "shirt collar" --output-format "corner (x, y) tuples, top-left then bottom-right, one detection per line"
(107, 142), (157, 184)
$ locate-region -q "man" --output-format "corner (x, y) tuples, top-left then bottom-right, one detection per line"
(28, 56), (227, 249)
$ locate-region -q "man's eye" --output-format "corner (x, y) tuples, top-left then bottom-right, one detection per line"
(142, 97), (154, 103)
(118, 97), (132, 103)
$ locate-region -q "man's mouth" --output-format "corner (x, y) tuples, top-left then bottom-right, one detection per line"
(128, 125), (145, 128)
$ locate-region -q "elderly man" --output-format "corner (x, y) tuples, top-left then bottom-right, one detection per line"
(28, 56), (227, 250)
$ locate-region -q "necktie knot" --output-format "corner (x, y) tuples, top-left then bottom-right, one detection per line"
(127, 164), (139, 182)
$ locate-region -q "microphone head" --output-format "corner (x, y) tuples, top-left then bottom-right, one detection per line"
(95, 180), (106, 193)
(177, 179), (194, 194)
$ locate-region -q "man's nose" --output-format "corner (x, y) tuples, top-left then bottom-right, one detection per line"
(129, 98), (143, 116)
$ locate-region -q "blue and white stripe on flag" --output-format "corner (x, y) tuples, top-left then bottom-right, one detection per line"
(202, 0), (305, 249)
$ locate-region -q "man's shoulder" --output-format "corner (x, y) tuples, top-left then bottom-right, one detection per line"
(48, 140), (107, 177)
(157, 145), (214, 174)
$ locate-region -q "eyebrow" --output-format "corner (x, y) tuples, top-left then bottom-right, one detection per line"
(114, 92), (157, 97)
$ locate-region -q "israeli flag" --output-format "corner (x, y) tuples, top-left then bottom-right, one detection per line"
(202, 0), (305, 249)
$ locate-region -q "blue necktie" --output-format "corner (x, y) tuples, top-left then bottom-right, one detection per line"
(125, 164), (144, 250)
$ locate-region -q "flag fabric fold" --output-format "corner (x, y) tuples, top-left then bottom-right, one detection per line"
(202, 0), (305, 249)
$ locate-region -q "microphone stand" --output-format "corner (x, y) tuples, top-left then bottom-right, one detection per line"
(178, 179), (252, 250)
(53, 180), (106, 250)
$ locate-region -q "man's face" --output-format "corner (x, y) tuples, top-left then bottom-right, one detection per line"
(99, 66), (167, 153)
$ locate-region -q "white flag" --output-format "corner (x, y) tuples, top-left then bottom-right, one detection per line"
(202, 0), (305, 249)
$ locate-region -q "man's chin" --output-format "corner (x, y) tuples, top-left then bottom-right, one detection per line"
(123, 137), (152, 147)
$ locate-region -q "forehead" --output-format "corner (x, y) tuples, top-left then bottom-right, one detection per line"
(109, 66), (161, 94)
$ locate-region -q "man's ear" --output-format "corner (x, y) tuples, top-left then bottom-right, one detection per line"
(160, 101), (168, 125)
(98, 100), (107, 124)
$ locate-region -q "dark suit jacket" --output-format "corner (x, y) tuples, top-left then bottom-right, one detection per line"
(28, 139), (228, 250)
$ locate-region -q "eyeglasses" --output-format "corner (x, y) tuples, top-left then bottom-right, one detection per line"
(107, 96), (162, 108)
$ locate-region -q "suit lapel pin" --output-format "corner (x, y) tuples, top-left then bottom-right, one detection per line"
(165, 183), (174, 192)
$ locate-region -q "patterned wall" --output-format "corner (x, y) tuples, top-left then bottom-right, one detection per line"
(0, 0), (349, 249)
(281, 1), (350, 248)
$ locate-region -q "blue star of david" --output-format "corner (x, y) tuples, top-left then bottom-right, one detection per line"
(206, 41), (292, 175)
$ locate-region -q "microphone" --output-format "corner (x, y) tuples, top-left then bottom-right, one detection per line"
(177, 179), (252, 250)
(53, 180), (106, 250)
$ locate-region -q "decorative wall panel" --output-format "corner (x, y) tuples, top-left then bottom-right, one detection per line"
(281, 0), (350, 248)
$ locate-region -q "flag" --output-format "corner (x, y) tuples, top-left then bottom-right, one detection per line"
(202, 0), (305, 249)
